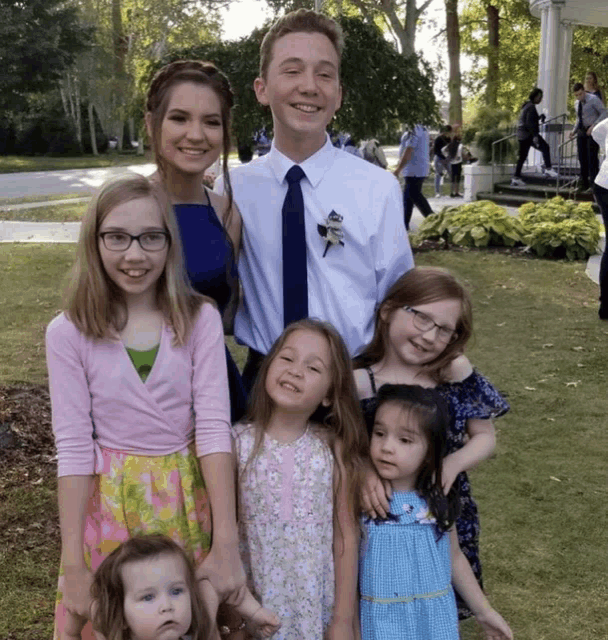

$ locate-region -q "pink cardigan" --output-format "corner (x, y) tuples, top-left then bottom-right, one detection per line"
(46, 303), (232, 477)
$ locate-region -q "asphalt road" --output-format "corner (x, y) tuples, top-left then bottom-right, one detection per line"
(0, 147), (402, 200)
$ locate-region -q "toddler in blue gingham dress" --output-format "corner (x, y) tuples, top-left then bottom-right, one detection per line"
(358, 384), (513, 640)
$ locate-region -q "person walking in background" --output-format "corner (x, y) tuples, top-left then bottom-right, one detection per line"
(511, 88), (558, 187)
(570, 82), (607, 192)
(443, 130), (464, 198)
(592, 116), (608, 320)
(584, 71), (604, 104)
(394, 124), (434, 230)
(433, 125), (452, 198)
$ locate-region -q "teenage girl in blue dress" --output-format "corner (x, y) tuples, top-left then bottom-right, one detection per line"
(359, 383), (513, 640)
(145, 59), (247, 422)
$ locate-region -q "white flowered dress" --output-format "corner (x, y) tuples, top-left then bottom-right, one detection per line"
(234, 423), (335, 640)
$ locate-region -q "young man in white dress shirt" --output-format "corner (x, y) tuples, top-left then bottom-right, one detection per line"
(217, 9), (414, 389)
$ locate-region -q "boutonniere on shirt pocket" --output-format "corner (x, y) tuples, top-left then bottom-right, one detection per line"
(317, 210), (344, 257)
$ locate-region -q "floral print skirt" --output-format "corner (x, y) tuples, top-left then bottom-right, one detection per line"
(53, 444), (211, 640)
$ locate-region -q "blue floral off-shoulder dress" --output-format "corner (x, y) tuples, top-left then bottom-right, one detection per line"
(360, 369), (509, 619)
(359, 491), (458, 640)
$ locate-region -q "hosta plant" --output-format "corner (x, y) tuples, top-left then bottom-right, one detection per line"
(415, 200), (525, 248)
(518, 197), (600, 260)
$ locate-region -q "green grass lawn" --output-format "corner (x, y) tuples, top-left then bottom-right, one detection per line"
(0, 152), (154, 174)
(0, 201), (88, 222)
(0, 150), (240, 174)
(0, 193), (86, 207)
(1, 246), (607, 639)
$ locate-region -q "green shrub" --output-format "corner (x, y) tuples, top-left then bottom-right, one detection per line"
(415, 201), (525, 248)
(414, 196), (600, 261)
(518, 197), (601, 260)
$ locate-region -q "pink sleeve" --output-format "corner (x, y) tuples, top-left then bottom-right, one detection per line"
(45, 315), (95, 477)
(191, 304), (232, 457)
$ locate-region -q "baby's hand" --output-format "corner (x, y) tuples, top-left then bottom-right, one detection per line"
(247, 605), (281, 638)
(361, 463), (391, 519)
(476, 607), (514, 640)
(235, 587), (280, 637)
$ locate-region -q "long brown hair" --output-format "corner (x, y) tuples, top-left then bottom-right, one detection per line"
(91, 534), (209, 640)
(259, 9), (344, 79)
(64, 173), (211, 346)
(146, 59), (235, 228)
(354, 267), (473, 383)
(245, 318), (366, 521)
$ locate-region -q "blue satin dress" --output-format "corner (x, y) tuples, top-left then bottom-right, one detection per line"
(174, 200), (247, 422)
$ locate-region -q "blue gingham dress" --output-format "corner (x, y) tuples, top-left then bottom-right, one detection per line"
(359, 491), (458, 640)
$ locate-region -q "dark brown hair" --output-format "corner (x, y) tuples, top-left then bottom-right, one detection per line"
(146, 60), (235, 228)
(354, 267), (473, 383)
(259, 9), (344, 79)
(374, 384), (459, 537)
(91, 534), (209, 640)
(245, 318), (366, 522)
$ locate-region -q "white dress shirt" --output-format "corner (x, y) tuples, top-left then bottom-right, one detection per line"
(216, 136), (414, 356)
(592, 117), (608, 189)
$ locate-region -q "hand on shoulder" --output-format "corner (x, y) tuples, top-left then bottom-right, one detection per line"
(445, 354), (473, 383)
(353, 368), (373, 400)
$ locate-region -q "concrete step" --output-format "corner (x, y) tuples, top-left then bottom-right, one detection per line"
(494, 181), (595, 201)
(476, 191), (554, 208)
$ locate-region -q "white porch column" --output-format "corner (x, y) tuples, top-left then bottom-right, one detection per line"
(533, 0), (567, 170)
(555, 21), (574, 117)
(537, 4), (549, 97)
(542, 0), (564, 119)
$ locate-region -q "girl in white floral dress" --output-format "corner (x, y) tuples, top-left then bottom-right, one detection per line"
(233, 319), (367, 640)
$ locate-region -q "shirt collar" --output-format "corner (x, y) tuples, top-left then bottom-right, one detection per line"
(268, 134), (336, 188)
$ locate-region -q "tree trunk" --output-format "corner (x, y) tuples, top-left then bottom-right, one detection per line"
(486, 4), (500, 107)
(445, 0), (462, 125)
(111, 0), (127, 152)
(74, 77), (83, 151)
(88, 102), (98, 156)
(128, 117), (135, 146)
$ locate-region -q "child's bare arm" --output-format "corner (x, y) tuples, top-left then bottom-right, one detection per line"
(450, 530), (513, 640)
(328, 440), (360, 640)
(442, 418), (496, 492)
(361, 461), (392, 519)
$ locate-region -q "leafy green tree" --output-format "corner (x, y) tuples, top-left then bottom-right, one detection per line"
(460, 0), (539, 116)
(0, 0), (92, 111)
(265, 0), (434, 57)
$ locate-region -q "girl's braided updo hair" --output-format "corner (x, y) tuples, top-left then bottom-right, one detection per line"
(146, 60), (235, 226)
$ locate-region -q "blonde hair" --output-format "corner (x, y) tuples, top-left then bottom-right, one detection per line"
(91, 534), (209, 640)
(64, 173), (211, 346)
(146, 59), (235, 229)
(259, 9), (344, 79)
(354, 267), (473, 383)
(245, 318), (366, 521)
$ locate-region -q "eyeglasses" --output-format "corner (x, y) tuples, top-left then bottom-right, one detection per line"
(99, 231), (170, 252)
(403, 306), (458, 344)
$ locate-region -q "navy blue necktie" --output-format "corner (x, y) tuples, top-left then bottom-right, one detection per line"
(282, 165), (308, 327)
